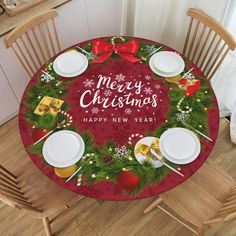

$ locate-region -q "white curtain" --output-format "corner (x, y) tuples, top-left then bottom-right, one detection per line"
(123, 0), (236, 143)
(124, 0), (231, 51)
(211, 1), (236, 143)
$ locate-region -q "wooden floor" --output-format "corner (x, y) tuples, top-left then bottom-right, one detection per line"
(0, 117), (236, 236)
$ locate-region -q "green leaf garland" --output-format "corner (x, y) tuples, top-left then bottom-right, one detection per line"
(24, 38), (214, 196)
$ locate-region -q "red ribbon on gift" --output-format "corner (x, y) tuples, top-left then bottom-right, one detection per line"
(92, 40), (141, 63)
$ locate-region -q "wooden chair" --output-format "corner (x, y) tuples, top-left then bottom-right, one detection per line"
(144, 118), (236, 236)
(4, 9), (61, 77)
(0, 162), (84, 236)
(144, 160), (236, 235)
(183, 8), (236, 80)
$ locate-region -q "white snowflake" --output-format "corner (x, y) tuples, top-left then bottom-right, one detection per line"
(40, 73), (55, 83)
(145, 75), (151, 81)
(104, 89), (112, 96)
(176, 112), (190, 122)
(115, 74), (125, 82)
(124, 108), (132, 115)
(83, 79), (94, 87)
(155, 84), (161, 89)
(143, 87), (153, 95)
(145, 45), (156, 54)
(91, 107), (99, 114)
(114, 146), (131, 159)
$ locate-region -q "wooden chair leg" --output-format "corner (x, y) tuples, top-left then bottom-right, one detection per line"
(198, 227), (204, 236)
(43, 217), (52, 236)
(144, 196), (162, 214)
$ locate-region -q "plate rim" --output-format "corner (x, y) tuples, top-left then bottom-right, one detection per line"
(162, 129), (198, 159)
(56, 51), (86, 73)
(159, 127), (201, 164)
(45, 131), (80, 161)
(149, 51), (185, 77)
(42, 130), (85, 168)
(53, 51), (88, 77)
(153, 51), (183, 73)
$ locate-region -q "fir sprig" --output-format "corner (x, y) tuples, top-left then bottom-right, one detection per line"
(25, 38), (215, 196)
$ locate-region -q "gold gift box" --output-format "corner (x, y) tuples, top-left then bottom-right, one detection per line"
(34, 96), (64, 116)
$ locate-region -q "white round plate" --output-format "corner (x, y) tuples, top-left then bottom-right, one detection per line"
(149, 51), (185, 77)
(53, 51), (88, 77)
(159, 128), (201, 164)
(42, 130), (85, 168)
(134, 136), (163, 168)
(153, 51), (184, 73)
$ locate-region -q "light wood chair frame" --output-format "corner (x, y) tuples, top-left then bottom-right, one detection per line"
(145, 186), (236, 236)
(0, 164), (81, 236)
(4, 9), (61, 77)
(144, 160), (236, 235)
(183, 8), (236, 80)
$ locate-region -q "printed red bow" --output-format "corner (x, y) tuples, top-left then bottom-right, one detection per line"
(178, 79), (201, 96)
(92, 40), (141, 63)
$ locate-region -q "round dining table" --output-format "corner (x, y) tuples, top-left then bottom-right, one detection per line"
(19, 36), (219, 201)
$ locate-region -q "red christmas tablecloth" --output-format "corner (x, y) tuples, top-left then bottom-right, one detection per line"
(19, 37), (219, 200)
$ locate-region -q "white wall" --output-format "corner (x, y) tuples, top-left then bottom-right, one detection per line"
(0, 65), (18, 125)
(56, 0), (123, 48)
(0, 0), (123, 124)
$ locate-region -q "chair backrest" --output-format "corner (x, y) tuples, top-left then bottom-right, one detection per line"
(183, 8), (236, 80)
(4, 10), (61, 77)
(205, 185), (236, 225)
(0, 165), (40, 213)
